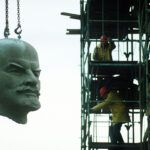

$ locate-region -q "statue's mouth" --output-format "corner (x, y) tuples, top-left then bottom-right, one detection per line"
(17, 88), (40, 97)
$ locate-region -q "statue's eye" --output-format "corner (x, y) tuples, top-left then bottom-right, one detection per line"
(10, 67), (25, 73)
(5, 64), (25, 75)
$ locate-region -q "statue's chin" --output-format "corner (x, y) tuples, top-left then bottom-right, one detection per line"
(0, 110), (28, 124)
(0, 101), (41, 124)
(12, 103), (41, 124)
(12, 115), (28, 124)
(22, 100), (41, 112)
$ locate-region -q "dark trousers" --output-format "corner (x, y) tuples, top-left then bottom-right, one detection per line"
(109, 123), (124, 150)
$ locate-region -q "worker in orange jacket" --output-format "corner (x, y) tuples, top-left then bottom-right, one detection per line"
(91, 85), (130, 144)
(93, 35), (116, 61)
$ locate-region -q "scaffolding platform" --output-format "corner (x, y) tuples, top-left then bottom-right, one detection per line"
(89, 142), (146, 150)
(88, 61), (144, 109)
(89, 61), (140, 78)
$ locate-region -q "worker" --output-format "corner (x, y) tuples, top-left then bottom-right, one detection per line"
(93, 35), (116, 61)
(91, 85), (130, 145)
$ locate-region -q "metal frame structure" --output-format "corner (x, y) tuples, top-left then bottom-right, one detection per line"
(80, 0), (150, 150)
(61, 0), (150, 149)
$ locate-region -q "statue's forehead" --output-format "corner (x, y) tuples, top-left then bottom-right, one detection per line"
(0, 43), (38, 60)
(0, 43), (36, 55)
(0, 38), (39, 68)
(0, 38), (38, 56)
(0, 49), (39, 69)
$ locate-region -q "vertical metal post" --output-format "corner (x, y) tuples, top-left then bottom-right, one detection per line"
(145, 0), (150, 150)
(80, 0), (85, 149)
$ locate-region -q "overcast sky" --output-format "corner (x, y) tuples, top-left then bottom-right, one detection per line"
(0, 0), (81, 150)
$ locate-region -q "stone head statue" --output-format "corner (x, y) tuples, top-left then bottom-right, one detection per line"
(0, 38), (41, 124)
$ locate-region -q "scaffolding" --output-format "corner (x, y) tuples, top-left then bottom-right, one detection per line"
(80, 0), (150, 150)
(62, 0), (150, 149)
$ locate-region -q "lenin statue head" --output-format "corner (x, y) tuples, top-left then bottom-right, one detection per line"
(0, 38), (41, 124)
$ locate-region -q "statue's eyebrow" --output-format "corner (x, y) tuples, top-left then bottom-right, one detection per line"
(7, 62), (41, 72)
(8, 62), (24, 69)
(4, 62), (25, 71)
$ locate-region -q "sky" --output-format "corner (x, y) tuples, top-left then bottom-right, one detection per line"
(0, 0), (81, 150)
